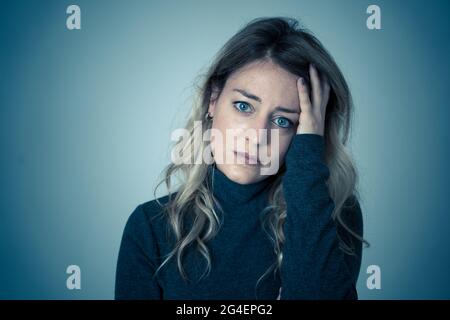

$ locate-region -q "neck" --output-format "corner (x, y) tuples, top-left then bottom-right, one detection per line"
(207, 164), (274, 205)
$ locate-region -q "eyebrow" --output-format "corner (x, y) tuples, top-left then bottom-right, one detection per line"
(232, 88), (262, 103)
(232, 88), (299, 114)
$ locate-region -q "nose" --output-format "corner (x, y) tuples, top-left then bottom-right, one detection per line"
(239, 115), (271, 149)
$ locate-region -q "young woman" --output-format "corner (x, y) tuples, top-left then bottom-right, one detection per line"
(115, 16), (367, 300)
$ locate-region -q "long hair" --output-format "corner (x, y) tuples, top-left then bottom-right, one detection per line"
(152, 16), (368, 295)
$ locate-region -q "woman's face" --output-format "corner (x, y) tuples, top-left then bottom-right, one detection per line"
(208, 59), (300, 184)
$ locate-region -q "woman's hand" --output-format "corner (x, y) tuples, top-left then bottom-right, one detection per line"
(296, 63), (331, 136)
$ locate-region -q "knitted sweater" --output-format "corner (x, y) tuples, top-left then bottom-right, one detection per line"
(115, 134), (363, 299)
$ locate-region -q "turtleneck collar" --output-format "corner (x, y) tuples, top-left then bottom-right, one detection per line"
(207, 163), (274, 205)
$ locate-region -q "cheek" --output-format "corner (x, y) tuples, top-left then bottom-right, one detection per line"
(278, 138), (291, 154)
(210, 115), (236, 155)
(212, 101), (231, 130)
(269, 137), (291, 162)
(211, 108), (247, 150)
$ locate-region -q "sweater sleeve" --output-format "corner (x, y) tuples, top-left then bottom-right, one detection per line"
(115, 204), (163, 300)
(279, 133), (363, 300)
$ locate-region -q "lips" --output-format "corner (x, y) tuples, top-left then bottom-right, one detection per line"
(234, 151), (260, 165)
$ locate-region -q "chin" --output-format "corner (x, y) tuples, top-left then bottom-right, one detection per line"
(219, 164), (263, 185)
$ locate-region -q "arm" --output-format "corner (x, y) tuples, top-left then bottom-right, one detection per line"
(279, 133), (363, 300)
(115, 204), (163, 299)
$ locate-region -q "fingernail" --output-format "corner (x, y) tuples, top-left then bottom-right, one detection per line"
(298, 77), (304, 85)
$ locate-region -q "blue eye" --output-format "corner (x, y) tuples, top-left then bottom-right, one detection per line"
(273, 117), (293, 129)
(233, 101), (252, 113)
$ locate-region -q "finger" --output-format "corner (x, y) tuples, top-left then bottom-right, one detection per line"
(297, 77), (312, 113)
(321, 76), (331, 112)
(309, 63), (322, 108)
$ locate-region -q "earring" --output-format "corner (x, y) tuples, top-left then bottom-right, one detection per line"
(204, 111), (213, 121)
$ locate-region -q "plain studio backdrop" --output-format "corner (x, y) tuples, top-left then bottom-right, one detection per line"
(0, 0), (449, 299)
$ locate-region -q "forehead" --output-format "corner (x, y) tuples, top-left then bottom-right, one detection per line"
(224, 59), (299, 108)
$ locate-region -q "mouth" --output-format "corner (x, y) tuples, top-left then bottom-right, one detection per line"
(233, 151), (260, 166)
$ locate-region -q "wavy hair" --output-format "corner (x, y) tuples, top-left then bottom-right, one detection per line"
(152, 16), (369, 296)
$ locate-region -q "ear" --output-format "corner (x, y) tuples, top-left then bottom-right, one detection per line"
(208, 100), (216, 116)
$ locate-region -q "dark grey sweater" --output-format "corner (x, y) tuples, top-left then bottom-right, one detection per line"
(115, 134), (363, 299)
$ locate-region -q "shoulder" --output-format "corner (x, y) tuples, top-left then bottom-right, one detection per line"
(130, 193), (174, 223)
(122, 193), (175, 241)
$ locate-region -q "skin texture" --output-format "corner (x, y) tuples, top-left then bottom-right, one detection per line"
(208, 59), (330, 184)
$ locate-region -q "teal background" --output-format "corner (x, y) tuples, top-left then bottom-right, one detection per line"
(0, 0), (449, 299)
